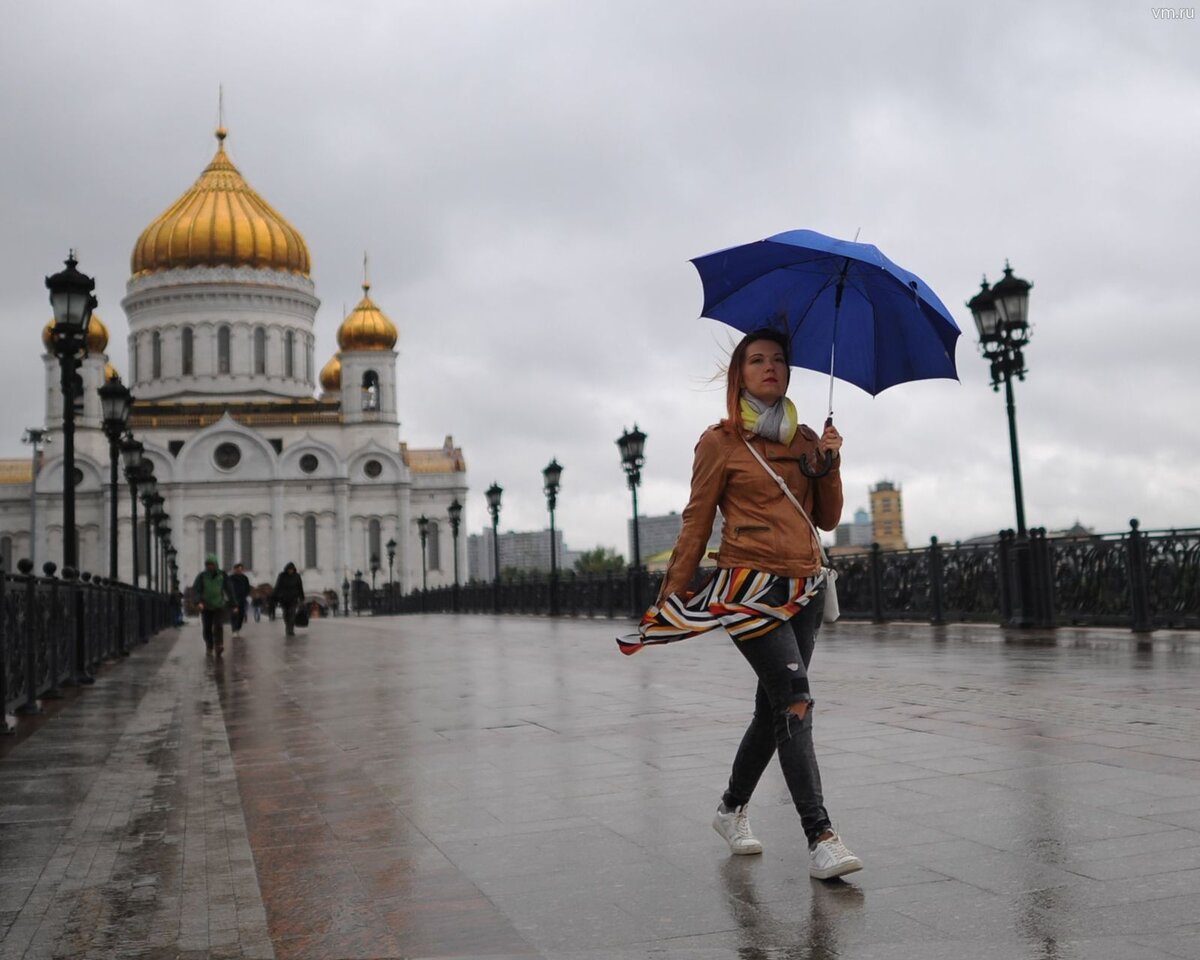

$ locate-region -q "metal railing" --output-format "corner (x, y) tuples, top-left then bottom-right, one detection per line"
(373, 520), (1199, 633)
(1, 559), (172, 734)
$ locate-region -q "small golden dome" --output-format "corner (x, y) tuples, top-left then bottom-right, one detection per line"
(42, 312), (109, 353)
(319, 353), (342, 392)
(130, 128), (310, 278)
(336, 283), (397, 351)
(104, 362), (119, 381)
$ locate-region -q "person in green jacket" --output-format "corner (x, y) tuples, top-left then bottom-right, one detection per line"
(192, 554), (234, 656)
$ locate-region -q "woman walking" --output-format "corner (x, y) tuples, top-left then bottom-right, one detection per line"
(620, 328), (861, 880)
(273, 562), (306, 637)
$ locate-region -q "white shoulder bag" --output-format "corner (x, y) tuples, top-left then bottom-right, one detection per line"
(742, 439), (841, 623)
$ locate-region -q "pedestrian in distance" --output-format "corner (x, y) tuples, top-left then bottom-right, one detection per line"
(251, 594), (262, 623)
(273, 562), (305, 637)
(619, 327), (862, 881)
(193, 554), (234, 657)
(229, 562), (251, 639)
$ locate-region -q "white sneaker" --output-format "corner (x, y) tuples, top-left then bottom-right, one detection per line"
(712, 804), (763, 855)
(809, 831), (862, 879)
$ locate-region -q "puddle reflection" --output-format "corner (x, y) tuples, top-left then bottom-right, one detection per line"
(719, 856), (863, 959)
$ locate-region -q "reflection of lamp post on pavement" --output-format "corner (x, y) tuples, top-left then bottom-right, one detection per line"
(968, 262), (1035, 626)
(485, 483), (503, 613)
(617, 425), (646, 615)
(542, 459), (562, 617)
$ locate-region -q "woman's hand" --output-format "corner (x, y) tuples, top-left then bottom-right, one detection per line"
(817, 422), (843, 457)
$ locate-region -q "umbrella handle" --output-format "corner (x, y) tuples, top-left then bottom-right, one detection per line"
(799, 416), (835, 479)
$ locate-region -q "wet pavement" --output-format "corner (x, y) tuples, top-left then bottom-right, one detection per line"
(2, 613), (1199, 960)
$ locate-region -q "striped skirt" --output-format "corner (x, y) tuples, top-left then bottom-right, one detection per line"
(617, 567), (824, 655)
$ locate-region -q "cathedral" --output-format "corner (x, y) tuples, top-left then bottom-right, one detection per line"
(0, 127), (468, 595)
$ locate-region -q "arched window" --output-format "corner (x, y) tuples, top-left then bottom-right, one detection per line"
(204, 519), (217, 560)
(152, 331), (162, 378)
(426, 519), (441, 571)
(361, 370), (380, 411)
(222, 518), (235, 571)
(240, 517), (254, 570)
(254, 326), (266, 375)
(0, 536), (12, 572)
(368, 519), (381, 567)
(181, 327), (194, 376)
(304, 515), (318, 570)
(218, 325), (231, 374)
(284, 330), (295, 378)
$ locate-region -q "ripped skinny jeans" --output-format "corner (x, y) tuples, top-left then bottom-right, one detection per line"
(721, 581), (831, 846)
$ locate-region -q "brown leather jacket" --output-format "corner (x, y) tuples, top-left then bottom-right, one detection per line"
(658, 421), (843, 602)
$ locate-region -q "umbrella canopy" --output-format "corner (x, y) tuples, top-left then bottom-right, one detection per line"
(691, 229), (961, 398)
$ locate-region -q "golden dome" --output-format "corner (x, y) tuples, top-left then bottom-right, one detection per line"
(42, 312), (109, 353)
(319, 353), (342, 392)
(336, 283), (397, 351)
(104, 362), (119, 381)
(130, 128), (310, 278)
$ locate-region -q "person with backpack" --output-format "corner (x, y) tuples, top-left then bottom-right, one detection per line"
(272, 562), (306, 637)
(192, 554), (234, 656)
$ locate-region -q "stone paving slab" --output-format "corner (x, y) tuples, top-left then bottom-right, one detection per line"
(1, 614), (1198, 959)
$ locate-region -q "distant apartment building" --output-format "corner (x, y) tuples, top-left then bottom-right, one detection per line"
(629, 511), (724, 566)
(833, 507), (872, 551)
(870, 480), (907, 550)
(467, 528), (574, 581)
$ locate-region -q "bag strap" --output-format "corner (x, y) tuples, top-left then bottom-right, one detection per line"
(742, 438), (830, 567)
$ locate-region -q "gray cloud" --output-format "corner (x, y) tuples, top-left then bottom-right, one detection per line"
(2, 0), (1197, 558)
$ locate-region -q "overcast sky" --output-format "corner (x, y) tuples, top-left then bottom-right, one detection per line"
(2, 1), (1197, 557)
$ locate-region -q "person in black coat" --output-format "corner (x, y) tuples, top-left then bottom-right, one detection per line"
(229, 563), (252, 638)
(273, 562), (306, 636)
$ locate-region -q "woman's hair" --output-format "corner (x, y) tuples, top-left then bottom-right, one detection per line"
(725, 327), (791, 425)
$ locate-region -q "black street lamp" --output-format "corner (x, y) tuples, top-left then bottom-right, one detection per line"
(542, 459), (562, 616)
(120, 438), (143, 587)
(98, 375), (132, 580)
(139, 467), (158, 591)
(617, 426), (647, 613)
(968, 262), (1035, 626)
(968, 263), (1033, 538)
(342, 576), (350, 617)
(447, 498), (462, 609)
(370, 553), (380, 591)
(386, 537), (396, 587)
(417, 515), (429, 591)
(45, 253), (97, 573)
(485, 482), (503, 613)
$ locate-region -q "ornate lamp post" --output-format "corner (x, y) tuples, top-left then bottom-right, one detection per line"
(120, 438), (143, 586)
(968, 262), (1035, 625)
(386, 537), (396, 586)
(542, 459), (562, 616)
(447, 498), (462, 609)
(417, 515), (429, 592)
(45, 253), (97, 573)
(485, 482), (503, 613)
(342, 576), (350, 617)
(98, 376), (132, 580)
(617, 425), (646, 613)
(370, 553), (380, 591)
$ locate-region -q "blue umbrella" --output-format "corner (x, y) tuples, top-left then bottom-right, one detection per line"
(692, 229), (961, 402)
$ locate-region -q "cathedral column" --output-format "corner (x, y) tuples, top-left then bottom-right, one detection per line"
(335, 480), (350, 590)
(396, 487), (411, 593)
(271, 483), (285, 576)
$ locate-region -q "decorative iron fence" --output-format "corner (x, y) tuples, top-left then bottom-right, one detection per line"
(374, 520), (1199, 633)
(1, 559), (171, 734)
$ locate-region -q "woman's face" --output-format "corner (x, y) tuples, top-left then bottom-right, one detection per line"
(741, 338), (789, 404)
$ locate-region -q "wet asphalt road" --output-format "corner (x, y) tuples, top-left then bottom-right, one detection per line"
(2, 613), (1198, 959)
